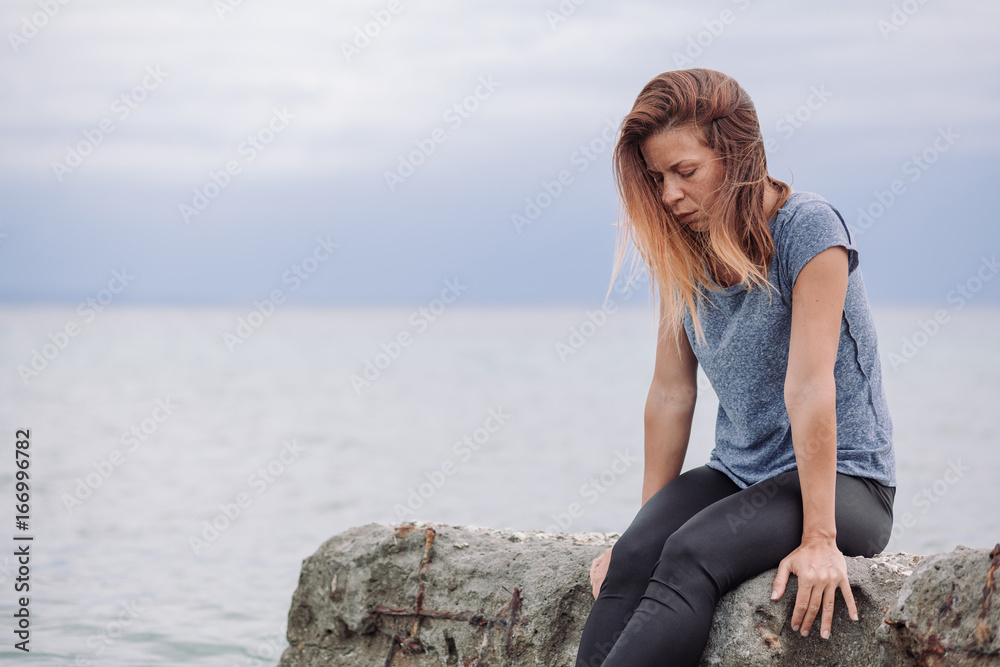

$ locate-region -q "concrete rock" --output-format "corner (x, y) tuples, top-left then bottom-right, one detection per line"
(879, 544), (1000, 666)
(278, 521), (614, 667)
(277, 521), (996, 666)
(700, 551), (920, 666)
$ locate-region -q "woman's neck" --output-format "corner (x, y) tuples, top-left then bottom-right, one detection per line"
(764, 183), (789, 222)
(710, 261), (741, 288)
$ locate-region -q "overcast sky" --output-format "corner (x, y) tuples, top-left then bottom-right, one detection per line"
(0, 0), (997, 305)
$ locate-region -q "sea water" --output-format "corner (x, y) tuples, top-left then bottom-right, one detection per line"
(0, 304), (996, 666)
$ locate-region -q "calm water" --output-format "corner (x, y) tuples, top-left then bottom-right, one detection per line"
(0, 304), (996, 666)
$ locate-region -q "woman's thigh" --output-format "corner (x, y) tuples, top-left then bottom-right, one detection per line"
(653, 468), (896, 595)
(599, 465), (740, 595)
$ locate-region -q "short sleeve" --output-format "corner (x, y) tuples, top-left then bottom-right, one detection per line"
(777, 200), (858, 295)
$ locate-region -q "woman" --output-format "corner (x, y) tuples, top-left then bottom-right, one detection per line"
(574, 68), (896, 666)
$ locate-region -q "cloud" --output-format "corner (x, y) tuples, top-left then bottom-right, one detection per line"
(1, 0), (996, 186)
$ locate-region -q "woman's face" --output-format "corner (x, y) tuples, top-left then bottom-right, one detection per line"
(640, 126), (726, 233)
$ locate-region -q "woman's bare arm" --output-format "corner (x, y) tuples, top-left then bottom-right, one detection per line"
(770, 245), (860, 639)
(591, 293), (698, 598)
(783, 247), (845, 544)
(641, 292), (698, 506)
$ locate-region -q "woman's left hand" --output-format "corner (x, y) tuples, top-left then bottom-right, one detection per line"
(769, 537), (859, 639)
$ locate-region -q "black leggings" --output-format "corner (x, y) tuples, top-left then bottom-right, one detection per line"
(575, 464), (895, 666)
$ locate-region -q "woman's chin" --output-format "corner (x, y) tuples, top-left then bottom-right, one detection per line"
(687, 221), (708, 232)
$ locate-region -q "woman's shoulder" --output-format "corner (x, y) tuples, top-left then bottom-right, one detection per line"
(779, 190), (836, 216)
(770, 189), (858, 289)
(773, 190), (849, 237)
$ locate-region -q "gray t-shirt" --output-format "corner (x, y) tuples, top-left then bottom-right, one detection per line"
(682, 190), (896, 489)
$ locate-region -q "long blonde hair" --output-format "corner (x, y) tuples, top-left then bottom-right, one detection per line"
(606, 68), (790, 351)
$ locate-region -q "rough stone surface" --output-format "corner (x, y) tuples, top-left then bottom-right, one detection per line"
(878, 544), (1000, 666)
(277, 521), (998, 666)
(277, 521), (617, 667)
(699, 551), (921, 667)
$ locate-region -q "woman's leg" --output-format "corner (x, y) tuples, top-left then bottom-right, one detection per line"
(575, 465), (741, 667)
(597, 469), (895, 666)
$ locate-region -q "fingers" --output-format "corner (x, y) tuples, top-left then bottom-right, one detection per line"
(790, 575), (840, 637)
(774, 545), (858, 641)
(770, 559), (790, 600)
(791, 578), (854, 638)
(840, 578), (859, 622)
(818, 583), (837, 639)
(789, 580), (809, 633)
(590, 548), (612, 600)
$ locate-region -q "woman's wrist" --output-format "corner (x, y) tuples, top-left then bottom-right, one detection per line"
(801, 530), (837, 545)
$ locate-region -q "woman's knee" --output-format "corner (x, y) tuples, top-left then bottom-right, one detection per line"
(837, 515), (892, 557)
(747, 469), (895, 558)
(641, 526), (730, 612)
(653, 524), (721, 584)
(834, 474), (896, 557)
(601, 531), (660, 590)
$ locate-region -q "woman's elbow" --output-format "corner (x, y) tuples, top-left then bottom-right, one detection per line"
(783, 375), (836, 413)
(645, 383), (697, 419)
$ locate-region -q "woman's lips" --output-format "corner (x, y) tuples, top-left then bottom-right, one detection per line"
(675, 211), (695, 223)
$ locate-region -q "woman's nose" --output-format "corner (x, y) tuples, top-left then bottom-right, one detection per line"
(661, 181), (684, 207)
